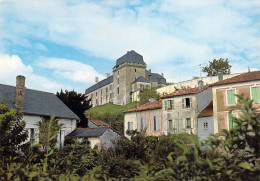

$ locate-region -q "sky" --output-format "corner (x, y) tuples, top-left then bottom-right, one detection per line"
(0, 0), (259, 93)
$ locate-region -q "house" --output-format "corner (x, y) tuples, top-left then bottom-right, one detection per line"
(156, 72), (241, 96)
(88, 120), (109, 128)
(0, 75), (79, 146)
(197, 101), (214, 140)
(85, 50), (166, 107)
(66, 127), (121, 149)
(124, 99), (163, 139)
(161, 81), (212, 135)
(210, 71), (260, 133)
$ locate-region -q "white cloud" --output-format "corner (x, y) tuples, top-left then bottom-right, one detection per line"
(0, 0), (259, 79)
(37, 57), (105, 84)
(0, 54), (68, 92)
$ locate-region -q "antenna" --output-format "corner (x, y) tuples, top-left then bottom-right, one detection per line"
(191, 63), (207, 79)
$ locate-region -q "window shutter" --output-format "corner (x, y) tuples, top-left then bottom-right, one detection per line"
(156, 116), (159, 131)
(229, 113), (233, 129)
(164, 100), (167, 111)
(227, 89), (236, 105)
(190, 98), (192, 108)
(171, 100), (174, 110)
(252, 87), (260, 103)
(143, 118), (146, 129)
(153, 117), (156, 131)
(182, 98), (185, 109)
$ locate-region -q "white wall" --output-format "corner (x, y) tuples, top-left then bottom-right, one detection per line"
(23, 114), (77, 146)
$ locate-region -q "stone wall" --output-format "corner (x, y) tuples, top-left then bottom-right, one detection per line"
(113, 62), (146, 105)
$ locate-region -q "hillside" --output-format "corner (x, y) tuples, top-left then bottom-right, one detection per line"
(86, 102), (137, 115)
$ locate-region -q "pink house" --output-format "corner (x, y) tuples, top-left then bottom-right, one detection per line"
(124, 99), (163, 139)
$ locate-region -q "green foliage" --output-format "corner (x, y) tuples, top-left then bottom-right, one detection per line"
(202, 58), (232, 76)
(0, 95), (259, 180)
(56, 89), (92, 127)
(138, 88), (161, 105)
(37, 116), (63, 150)
(50, 138), (98, 176)
(0, 101), (28, 166)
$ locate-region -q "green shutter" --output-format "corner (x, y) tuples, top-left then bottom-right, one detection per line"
(229, 113), (233, 129)
(229, 113), (237, 129)
(252, 87), (260, 103)
(227, 89), (236, 105)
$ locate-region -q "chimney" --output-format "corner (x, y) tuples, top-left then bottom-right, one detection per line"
(198, 80), (204, 89)
(15, 75), (25, 109)
(106, 73), (110, 78)
(161, 73), (164, 77)
(217, 72), (223, 81)
(95, 77), (99, 83)
(149, 69), (151, 73)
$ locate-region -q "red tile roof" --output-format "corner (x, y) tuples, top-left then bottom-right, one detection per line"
(210, 71), (260, 87)
(89, 120), (109, 127)
(198, 101), (213, 117)
(124, 99), (162, 113)
(161, 87), (209, 99)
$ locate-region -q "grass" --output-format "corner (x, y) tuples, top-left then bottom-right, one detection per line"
(88, 102), (138, 115)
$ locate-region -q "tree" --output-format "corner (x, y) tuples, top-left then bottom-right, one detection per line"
(56, 89), (92, 127)
(138, 88), (161, 105)
(0, 101), (28, 166)
(37, 116), (63, 150)
(202, 58), (232, 76)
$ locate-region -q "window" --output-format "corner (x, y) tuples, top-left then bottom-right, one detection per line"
(118, 78), (119, 84)
(227, 89), (236, 105)
(101, 89), (102, 95)
(168, 120), (173, 129)
(229, 113), (238, 130)
(96, 92), (97, 96)
(96, 99), (98, 105)
(186, 118), (191, 128)
(128, 122), (133, 130)
(182, 98), (192, 109)
(154, 116), (159, 131)
(101, 97), (102, 104)
(164, 100), (174, 111)
(251, 86), (260, 103)
(30, 128), (35, 143)
(140, 118), (146, 131)
(106, 87), (108, 92)
(118, 71), (119, 75)
(59, 130), (65, 147)
(203, 122), (208, 129)
(117, 87), (119, 94)
(135, 69), (137, 72)
(168, 100), (174, 110)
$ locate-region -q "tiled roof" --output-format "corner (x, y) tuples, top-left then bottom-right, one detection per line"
(85, 75), (113, 95)
(124, 99), (162, 113)
(133, 76), (148, 83)
(66, 127), (109, 138)
(89, 120), (109, 127)
(198, 101), (213, 117)
(161, 87), (208, 99)
(0, 84), (79, 120)
(210, 71), (260, 87)
(114, 50), (146, 68)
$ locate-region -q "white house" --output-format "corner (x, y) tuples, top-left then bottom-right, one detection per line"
(0, 75), (79, 146)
